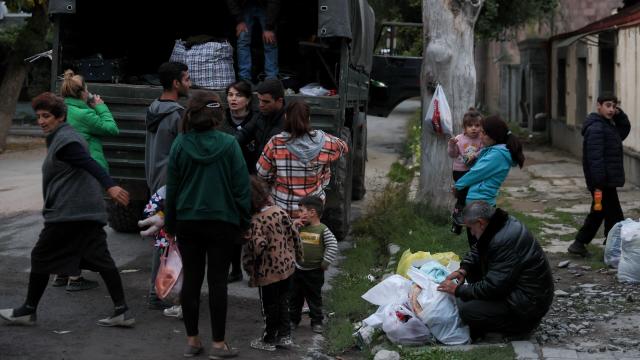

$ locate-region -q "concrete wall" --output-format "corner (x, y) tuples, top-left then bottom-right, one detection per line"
(617, 27), (640, 150)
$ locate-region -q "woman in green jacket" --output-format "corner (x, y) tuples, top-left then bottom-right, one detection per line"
(55, 69), (119, 291)
(61, 69), (119, 171)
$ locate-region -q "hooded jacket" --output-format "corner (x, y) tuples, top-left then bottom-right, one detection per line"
(256, 130), (348, 212)
(145, 99), (184, 193)
(454, 144), (514, 206)
(456, 208), (554, 322)
(164, 129), (251, 235)
(64, 97), (118, 171)
(581, 110), (630, 190)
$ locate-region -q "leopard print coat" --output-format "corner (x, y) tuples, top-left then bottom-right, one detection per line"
(242, 205), (303, 287)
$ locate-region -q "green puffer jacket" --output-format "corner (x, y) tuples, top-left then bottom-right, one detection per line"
(64, 97), (119, 171)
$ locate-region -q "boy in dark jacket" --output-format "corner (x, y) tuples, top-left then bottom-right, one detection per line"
(568, 93), (631, 257)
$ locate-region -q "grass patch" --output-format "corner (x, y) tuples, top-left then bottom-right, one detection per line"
(388, 162), (415, 183)
(401, 346), (515, 360)
(403, 111), (422, 163)
(325, 181), (472, 354)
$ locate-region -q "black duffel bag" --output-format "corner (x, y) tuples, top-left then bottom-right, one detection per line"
(73, 54), (124, 83)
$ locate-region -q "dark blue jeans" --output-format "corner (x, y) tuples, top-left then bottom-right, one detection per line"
(237, 4), (279, 80)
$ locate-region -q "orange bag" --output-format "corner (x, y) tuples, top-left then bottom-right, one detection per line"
(155, 238), (183, 303)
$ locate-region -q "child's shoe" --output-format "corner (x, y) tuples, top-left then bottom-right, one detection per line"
(250, 338), (276, 352)
(311, 323), (324, 334)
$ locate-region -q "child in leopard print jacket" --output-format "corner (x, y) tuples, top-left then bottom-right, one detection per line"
(243, 176), (303, 352)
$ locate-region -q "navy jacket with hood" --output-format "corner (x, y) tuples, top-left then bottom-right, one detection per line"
(581, 110), (630, 190)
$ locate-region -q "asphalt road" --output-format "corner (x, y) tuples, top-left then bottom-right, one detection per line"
(0, 99), (418, 360)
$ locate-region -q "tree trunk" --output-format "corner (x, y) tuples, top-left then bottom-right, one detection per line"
(0, 1), (50, 153)
(417, 0), (483, 211)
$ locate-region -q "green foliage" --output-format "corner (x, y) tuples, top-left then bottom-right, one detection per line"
(475, 0), (559, 39)
(0, 25), (23, 47)
(401, 345), (515, 360)
(370, 0), (559, 41)
(5, 0), (45, 12)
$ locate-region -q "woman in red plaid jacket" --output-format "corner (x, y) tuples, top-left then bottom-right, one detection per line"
(256, 99), (348, 218)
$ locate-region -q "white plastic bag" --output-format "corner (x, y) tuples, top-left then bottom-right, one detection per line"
(605, 219), (633, 268)
(379, 304), (434, 345)
(299, 83), (330, 96)
(618, 220), (640, 283)
(424, 84), (453, 135)
(361, 274), (412, 306)
(412, 277), (470, 345)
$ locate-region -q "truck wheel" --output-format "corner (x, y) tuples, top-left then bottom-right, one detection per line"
(106, 200), (145, 233)
(323, 128), (353, 241)
(352, 122), (367, 200)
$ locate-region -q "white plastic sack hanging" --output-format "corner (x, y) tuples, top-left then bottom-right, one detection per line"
(424, 84), (453, 135)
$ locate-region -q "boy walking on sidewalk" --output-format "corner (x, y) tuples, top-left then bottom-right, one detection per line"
(568, 92), (631, 257)
(290, 196), (338, 334)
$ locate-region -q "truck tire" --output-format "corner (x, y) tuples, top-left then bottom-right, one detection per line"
(106, 200), (145, 233)
(351, 121), (367, 200)
(323, 128), (353, 241)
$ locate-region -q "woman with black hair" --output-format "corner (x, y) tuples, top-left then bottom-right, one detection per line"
(164, 92), (251, 358)
(453, 114), (525, 207)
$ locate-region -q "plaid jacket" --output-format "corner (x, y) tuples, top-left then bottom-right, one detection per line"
(257, 131), (348, 214)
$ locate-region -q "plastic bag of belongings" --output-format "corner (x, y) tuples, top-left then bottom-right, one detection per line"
(355, 250), (470, 346)
(605, 219), (640, 283)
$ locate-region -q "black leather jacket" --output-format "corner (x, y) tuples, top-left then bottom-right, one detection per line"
(457, 209), (554, 321)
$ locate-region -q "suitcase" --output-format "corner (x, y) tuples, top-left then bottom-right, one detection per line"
(73, 56), (124, 83)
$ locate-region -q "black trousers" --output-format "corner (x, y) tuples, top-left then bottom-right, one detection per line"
(452, 170), (470, 210)
(575, 187), (624, 245)
(230, 244), (242, 275)
(290, 268), (324, 325)
(259, 276), (293, 343)
(177, 220), (237, 341)
(456, 298), (539, 338)
(27, 221), (125, 310)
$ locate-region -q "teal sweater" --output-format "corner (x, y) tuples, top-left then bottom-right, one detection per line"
(454, 144), (514, 206)
(64, 97), (118, 171)
(164, 129), (251, 234)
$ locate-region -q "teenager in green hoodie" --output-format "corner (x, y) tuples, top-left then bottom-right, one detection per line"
(164, 92), (251, 359)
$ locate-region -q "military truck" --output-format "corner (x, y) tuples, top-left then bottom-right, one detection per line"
(47, 0), (375, 240)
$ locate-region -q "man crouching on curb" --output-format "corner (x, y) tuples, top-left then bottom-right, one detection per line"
(437, 201), (554, 340)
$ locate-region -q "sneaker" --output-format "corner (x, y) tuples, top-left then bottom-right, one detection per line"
(0, 308), (36, 325)
(567, 241), (590, 257)
(148, 298), (173, 310)
(183, 344), (203, 358)
(66, 277), (99, 292)
(209, 342), (238, 358)
(276, 335), (294, 349)
(227, 272), (243, 283)
(450, 223), (462, 235)
(52, 276), (68, 287)
(311, 323), (324, 334)
(301, 303), (310, 314)
(97, 311), (136, 328)
(249, 338), (276, 352)
(163, 305), (183, 319)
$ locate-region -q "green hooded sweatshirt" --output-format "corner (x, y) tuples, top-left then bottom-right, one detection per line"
(164, 129), (251, 234)
(64, 97), (119, 171)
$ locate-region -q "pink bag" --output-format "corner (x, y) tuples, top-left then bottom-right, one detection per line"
(155, 238), (183, 303)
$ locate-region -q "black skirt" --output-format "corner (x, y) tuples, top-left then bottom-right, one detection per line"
(30, 221), (117, 275)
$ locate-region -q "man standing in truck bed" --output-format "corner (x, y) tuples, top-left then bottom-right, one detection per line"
(144, 61), (191, 309)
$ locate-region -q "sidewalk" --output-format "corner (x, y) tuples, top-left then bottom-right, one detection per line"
(500, 145), (640, 360)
